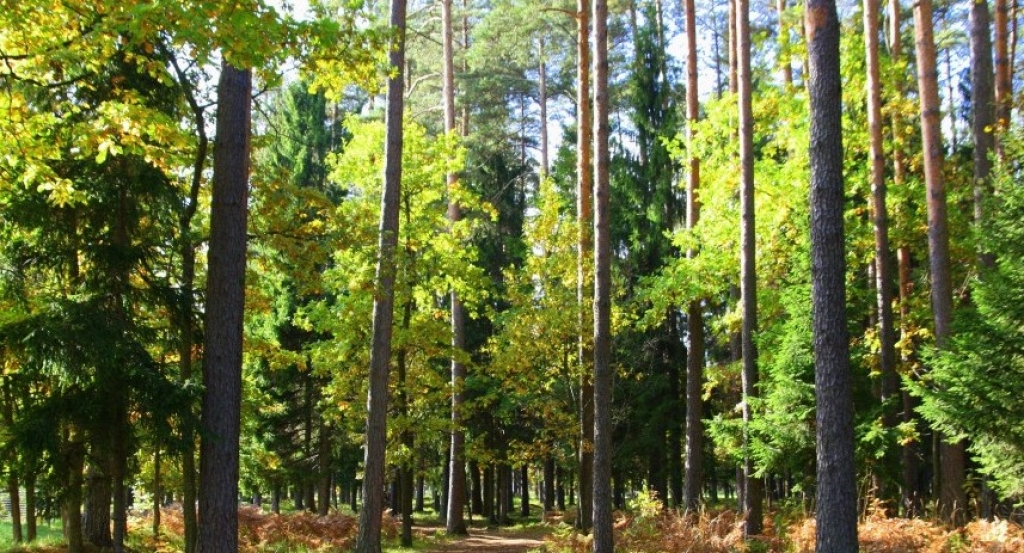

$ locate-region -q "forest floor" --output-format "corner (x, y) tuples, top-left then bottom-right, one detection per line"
(417, 524), (548, 553)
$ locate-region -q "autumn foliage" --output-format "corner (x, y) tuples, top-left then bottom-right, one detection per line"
(544, 494), (1024, 553)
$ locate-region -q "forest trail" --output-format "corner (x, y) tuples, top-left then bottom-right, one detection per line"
(418, 525), (548, 553)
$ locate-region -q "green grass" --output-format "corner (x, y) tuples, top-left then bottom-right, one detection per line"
(0, 519), (65, 552)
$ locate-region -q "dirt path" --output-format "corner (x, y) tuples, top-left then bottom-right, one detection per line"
(418, 525), (548, 553)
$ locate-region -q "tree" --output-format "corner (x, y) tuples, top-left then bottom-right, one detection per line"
(806, 1), (857, 551)
(913, 0), (964, 525)
(863, 0), (899, 505)
(577, 0), (595, 533)
(737, 0), (763, 536)
(591, 0), (613, 551)
(354, 0), (407, 551)
(970, 0), (995, 256)
(197, 61), (252, 553)
(683, 0), (704, 513)
(442, 0), (469, 536)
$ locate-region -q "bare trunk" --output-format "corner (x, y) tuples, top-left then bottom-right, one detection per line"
(354, 0), (406, 549)
(196, 62), (252, 553)
(684, 0), (704, 513)
(971, 0), (996, 267)
(577, 0), (595, 534)
(539, 38), (549, 177)
(996, 0), (1011, 137)
(913, 0), (965, 525)
(864, 0), (900, 508)
(807, 2), (858, 549)
(592, 0), (614, 550)
(738, 0), (763, 536)
(442, 0), (468, 536)
(778, 0), (793, 86)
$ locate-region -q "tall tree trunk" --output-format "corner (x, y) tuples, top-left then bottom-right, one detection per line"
(539, 38), (549, 177)
(684, 0), (704, 513)
(729, 0), (738, 94)
(153, 449), (162, 536)
(807, 2), (858, 550)
(971, 0), (996, 267)
(442, 0), (469, 536)
(470, 461), (483, 515)
(913, 0), (965, 525)
(543, 458), (555, 512)
(354, 0), (406, 549)
(168, 50), (208, 553)
(864, 0), (900, 508)
(197, 62), (252, 553)
(84, 462), (112, 547)
(737, 0), (763, 536)
(592, 0), (614, 551)
(484, 465), (495, 523)
(2, 383), (21, 544)
(318, 419), (333, 516)
(397, 295), (414, 546)
(24, 471), (35, 542)
(577, 0), (595, 534)
(520, 465), (530, 517)
(996, 0), (1011, 138)
(778, 0), (793, 86)
(63, 425), (85, 553)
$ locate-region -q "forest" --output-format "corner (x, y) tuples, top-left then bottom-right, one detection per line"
(2, 0), (1024, 552)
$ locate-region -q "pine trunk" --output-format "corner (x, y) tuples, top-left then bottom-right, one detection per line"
(577, 0), (595, 534)
(683, 0), (704, 513)
(197, 62), (252, 553)
(912, 0), (965, 525)
(971, 0), (996, 265)
(807, 2), (858, 550)
(864, 0), (900, 507)
(738, 0), (763, 536)
(592, 0), (614, 550)
(442, 0), (468, 535)
(354, 0), (406, 549)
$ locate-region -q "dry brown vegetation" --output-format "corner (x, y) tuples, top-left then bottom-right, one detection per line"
(143, 505), (398, 552)
(544, 507), (1024, 553)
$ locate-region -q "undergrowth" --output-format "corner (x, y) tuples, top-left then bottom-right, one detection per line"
(543, 491), (1024, 553)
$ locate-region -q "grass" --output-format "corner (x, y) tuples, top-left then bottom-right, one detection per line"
(0, 519), (65, 552)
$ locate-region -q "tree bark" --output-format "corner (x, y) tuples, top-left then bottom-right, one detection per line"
(520, 465), (530, 517)
(913, 0), (965, 525)
(737, 0), (763, 536)
(864, 0), (900, 507)
(442, 0), (469, 536)
(807, 2), (858, 550)
(197, 62), (252, 553)
(778, 0), (793, 86)
(84, 463), (112, 547)
(684, 0), (704, 513)
(995, 0), (1011, 137)
(971, 0), (996, 266)
(577, 0), (595, 534)
(63, 425), (85, 553)
(543, 458), (555, 512)
(354, 0), (406, 550)
(592, 0), (614, 550)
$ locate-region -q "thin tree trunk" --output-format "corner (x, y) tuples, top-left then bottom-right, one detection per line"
(864, 0), (900, 508)
(778, 0), (793, 86)
(729, 0), (738, 94)
(2, 383), (21, 544)
(442, 0), (468, 536)
(592, 0), (614, 550)
(996, 0), (1011, 138)
(684, 0), (704, 513)
(738, 0), (763, 536)
(318, 419), (333, 516)
(520, 465), (530, 517)
(470, 461), (483, 515)
(196, 62), (252, 553)
(913, 0), (965, 525)
(153, 449), (162, 536)
(397, 293), (414, 545)
(543, 458), (555, 512)
(63, 426), (85, 553)
(354, 0), (406, 549)
(24, 472), (35, 542)
(971, 0), (996, 267)
(577, 0), (595, 534)
(807, 2), (858, 550)
(539, 38), (549, 177)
